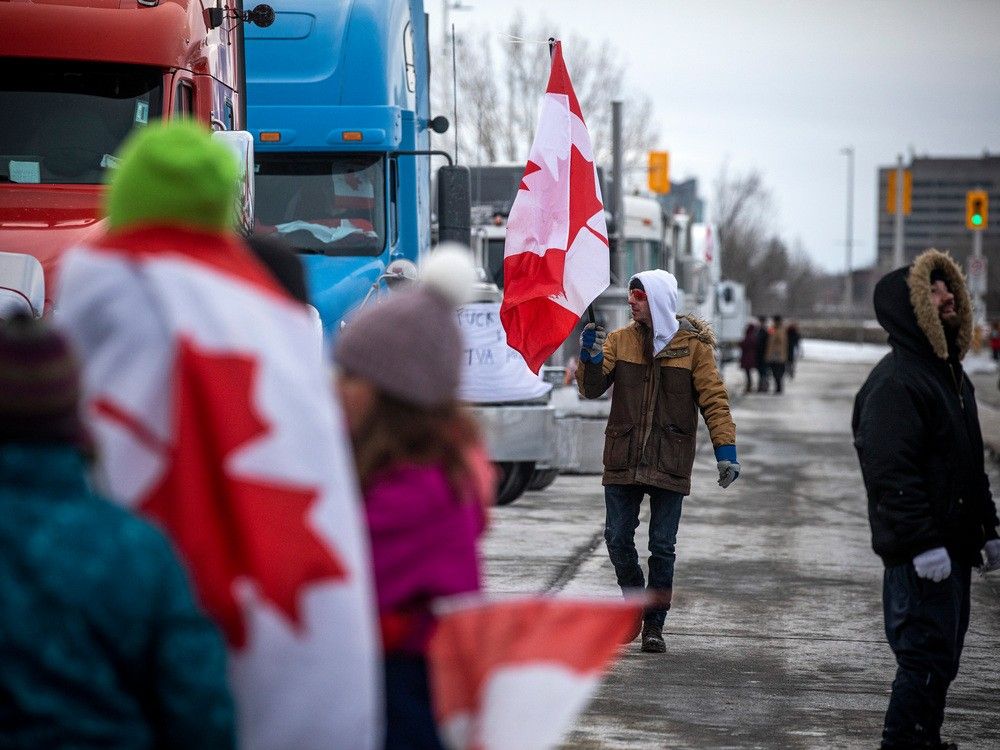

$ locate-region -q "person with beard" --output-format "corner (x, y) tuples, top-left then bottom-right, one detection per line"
(576, 271), (738, 654)
(852, 248), (1000, 750)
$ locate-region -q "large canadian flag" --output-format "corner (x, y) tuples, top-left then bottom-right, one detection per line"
(56, 228), (381, 750)
(500, 41), (610, 373)
(429, 596), (642, 750)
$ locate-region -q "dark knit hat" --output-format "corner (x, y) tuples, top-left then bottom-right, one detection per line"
(929, 267), (950, 288)
(0, 315), (86, 447)
(334, 245), (475, 408)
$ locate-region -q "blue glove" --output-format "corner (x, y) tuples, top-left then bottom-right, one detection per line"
(580, 323), (606, 364)
(913, 547), (951, 582)
(714, 445), (740, 488)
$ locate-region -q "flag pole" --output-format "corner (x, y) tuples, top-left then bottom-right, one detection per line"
(549, 37), (597, 327)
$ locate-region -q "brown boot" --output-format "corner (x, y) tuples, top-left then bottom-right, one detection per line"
(640, 623), (665, 653)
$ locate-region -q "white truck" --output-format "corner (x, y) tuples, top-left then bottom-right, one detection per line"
(668, 211), (751, 363)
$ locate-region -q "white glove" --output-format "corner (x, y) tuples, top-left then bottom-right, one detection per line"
(717, 460), (740, 489)
(913, 547), (951, 582)
(983, 539), (1000, 573)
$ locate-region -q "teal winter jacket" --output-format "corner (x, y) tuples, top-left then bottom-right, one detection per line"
(0, 444), (235, 749)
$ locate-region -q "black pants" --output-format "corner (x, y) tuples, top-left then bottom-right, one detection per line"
(769, 363), (786, 393)
(756, 364), (769, 392)
(384, 654), (445, 750)
(880, 562), (971, 749)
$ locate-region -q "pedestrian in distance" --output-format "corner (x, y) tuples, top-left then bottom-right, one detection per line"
(765, 314), (789, 394)
(786, 319), (801, 379)
(754, 315), (770, 392)
(334, 246), (493, 750)
(989, 320), (1000, 363)
(852, 248), (1000, 750)
(739, 322), (758, 393)
(576, 270), (738, 654)
(0, 315), (235, 749)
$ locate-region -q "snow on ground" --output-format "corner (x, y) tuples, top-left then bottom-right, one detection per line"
(800, 339), (888, 365)
(802, 338), (998, 373)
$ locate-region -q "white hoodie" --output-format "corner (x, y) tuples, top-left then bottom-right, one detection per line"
(630, 269), (680, 356)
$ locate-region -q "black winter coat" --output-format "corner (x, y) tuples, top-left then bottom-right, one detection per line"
(852, 252), (1000, 567)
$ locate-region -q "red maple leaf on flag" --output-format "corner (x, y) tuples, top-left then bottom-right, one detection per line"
(566, 145), (607, 251)
(127, 338), (347, 649)
(518, 160), (542, 191)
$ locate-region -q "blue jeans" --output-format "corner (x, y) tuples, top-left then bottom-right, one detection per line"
(880, 562), (971, 749)
(604, 483), (684, 629)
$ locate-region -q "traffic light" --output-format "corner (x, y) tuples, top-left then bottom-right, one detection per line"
(886, 169), (912, 215)
(966, 189), (988, 230)
(647, 151), (670, 194)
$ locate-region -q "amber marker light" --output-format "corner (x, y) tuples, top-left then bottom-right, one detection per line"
(342, 131), (363, 142)
(259, 132), (281, 143)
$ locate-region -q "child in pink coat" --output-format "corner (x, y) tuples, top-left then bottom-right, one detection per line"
(335, 247), (493, 749)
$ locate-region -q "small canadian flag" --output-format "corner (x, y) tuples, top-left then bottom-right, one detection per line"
(429, 596), (643, 750)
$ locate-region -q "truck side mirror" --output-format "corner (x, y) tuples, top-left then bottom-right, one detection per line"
(0, 252), (45, 318)
(244, 4), (275, 28)
(436, 165), (471, 248)
(429, 116), (449, 134)
(212, 130), (255, 235)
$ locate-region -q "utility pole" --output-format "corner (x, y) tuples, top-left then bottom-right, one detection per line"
(892, 154), (905, 268)
(841, 146), (854, 316)
(440, 0), (473, 56)
(439, 1), (472, 160)
(972, 227), (984, 325)
(610, 100), (624, 282)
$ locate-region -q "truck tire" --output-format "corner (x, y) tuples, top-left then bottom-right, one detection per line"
(495, 461), (535, 506)
(527, 467), (560, 491)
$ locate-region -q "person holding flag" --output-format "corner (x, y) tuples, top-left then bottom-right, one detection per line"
(56, 121), (381, 750)
(577, 271), (739, 653)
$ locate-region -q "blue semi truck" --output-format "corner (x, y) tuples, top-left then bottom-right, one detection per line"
(245, 0), (562, 504)
(244, 0), (449, 336)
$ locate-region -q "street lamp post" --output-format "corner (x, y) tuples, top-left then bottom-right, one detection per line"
(841, 146), (854, 317)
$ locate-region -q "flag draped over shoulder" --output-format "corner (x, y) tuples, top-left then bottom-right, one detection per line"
(56, 228), (381, 750)
(500, 41), (610, 373)
(429, 596), (642, 750)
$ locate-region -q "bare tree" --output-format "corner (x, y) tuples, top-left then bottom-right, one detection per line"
(715, 167), (820, 316)
(431, 12), (658, 174)
(714, 166), (772, 285)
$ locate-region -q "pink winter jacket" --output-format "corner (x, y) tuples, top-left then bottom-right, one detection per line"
(364, 463), (485, 653)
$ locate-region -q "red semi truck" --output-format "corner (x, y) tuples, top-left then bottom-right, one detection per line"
(0, 0), (261, 313)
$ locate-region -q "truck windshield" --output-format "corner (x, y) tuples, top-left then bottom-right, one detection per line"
(0, 59), (163, 185)
(254, 154), (385, 256)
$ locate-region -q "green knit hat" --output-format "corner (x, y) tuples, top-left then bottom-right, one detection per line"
(104, 120), (240, 232)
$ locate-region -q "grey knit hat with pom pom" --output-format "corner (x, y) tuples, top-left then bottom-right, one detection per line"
(334, 244), (476, 407)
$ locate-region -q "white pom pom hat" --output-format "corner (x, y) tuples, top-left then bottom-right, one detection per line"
(334, 244), (476, 407)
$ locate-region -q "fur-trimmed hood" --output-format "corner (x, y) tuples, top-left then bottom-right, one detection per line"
(874, 248), (973, 361)
(674, 314), (717, 349)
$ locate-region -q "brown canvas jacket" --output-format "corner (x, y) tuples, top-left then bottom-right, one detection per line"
(576, 316), (736, 495)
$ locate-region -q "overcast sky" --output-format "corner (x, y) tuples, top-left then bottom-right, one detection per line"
(430, 0), (1000, 273)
